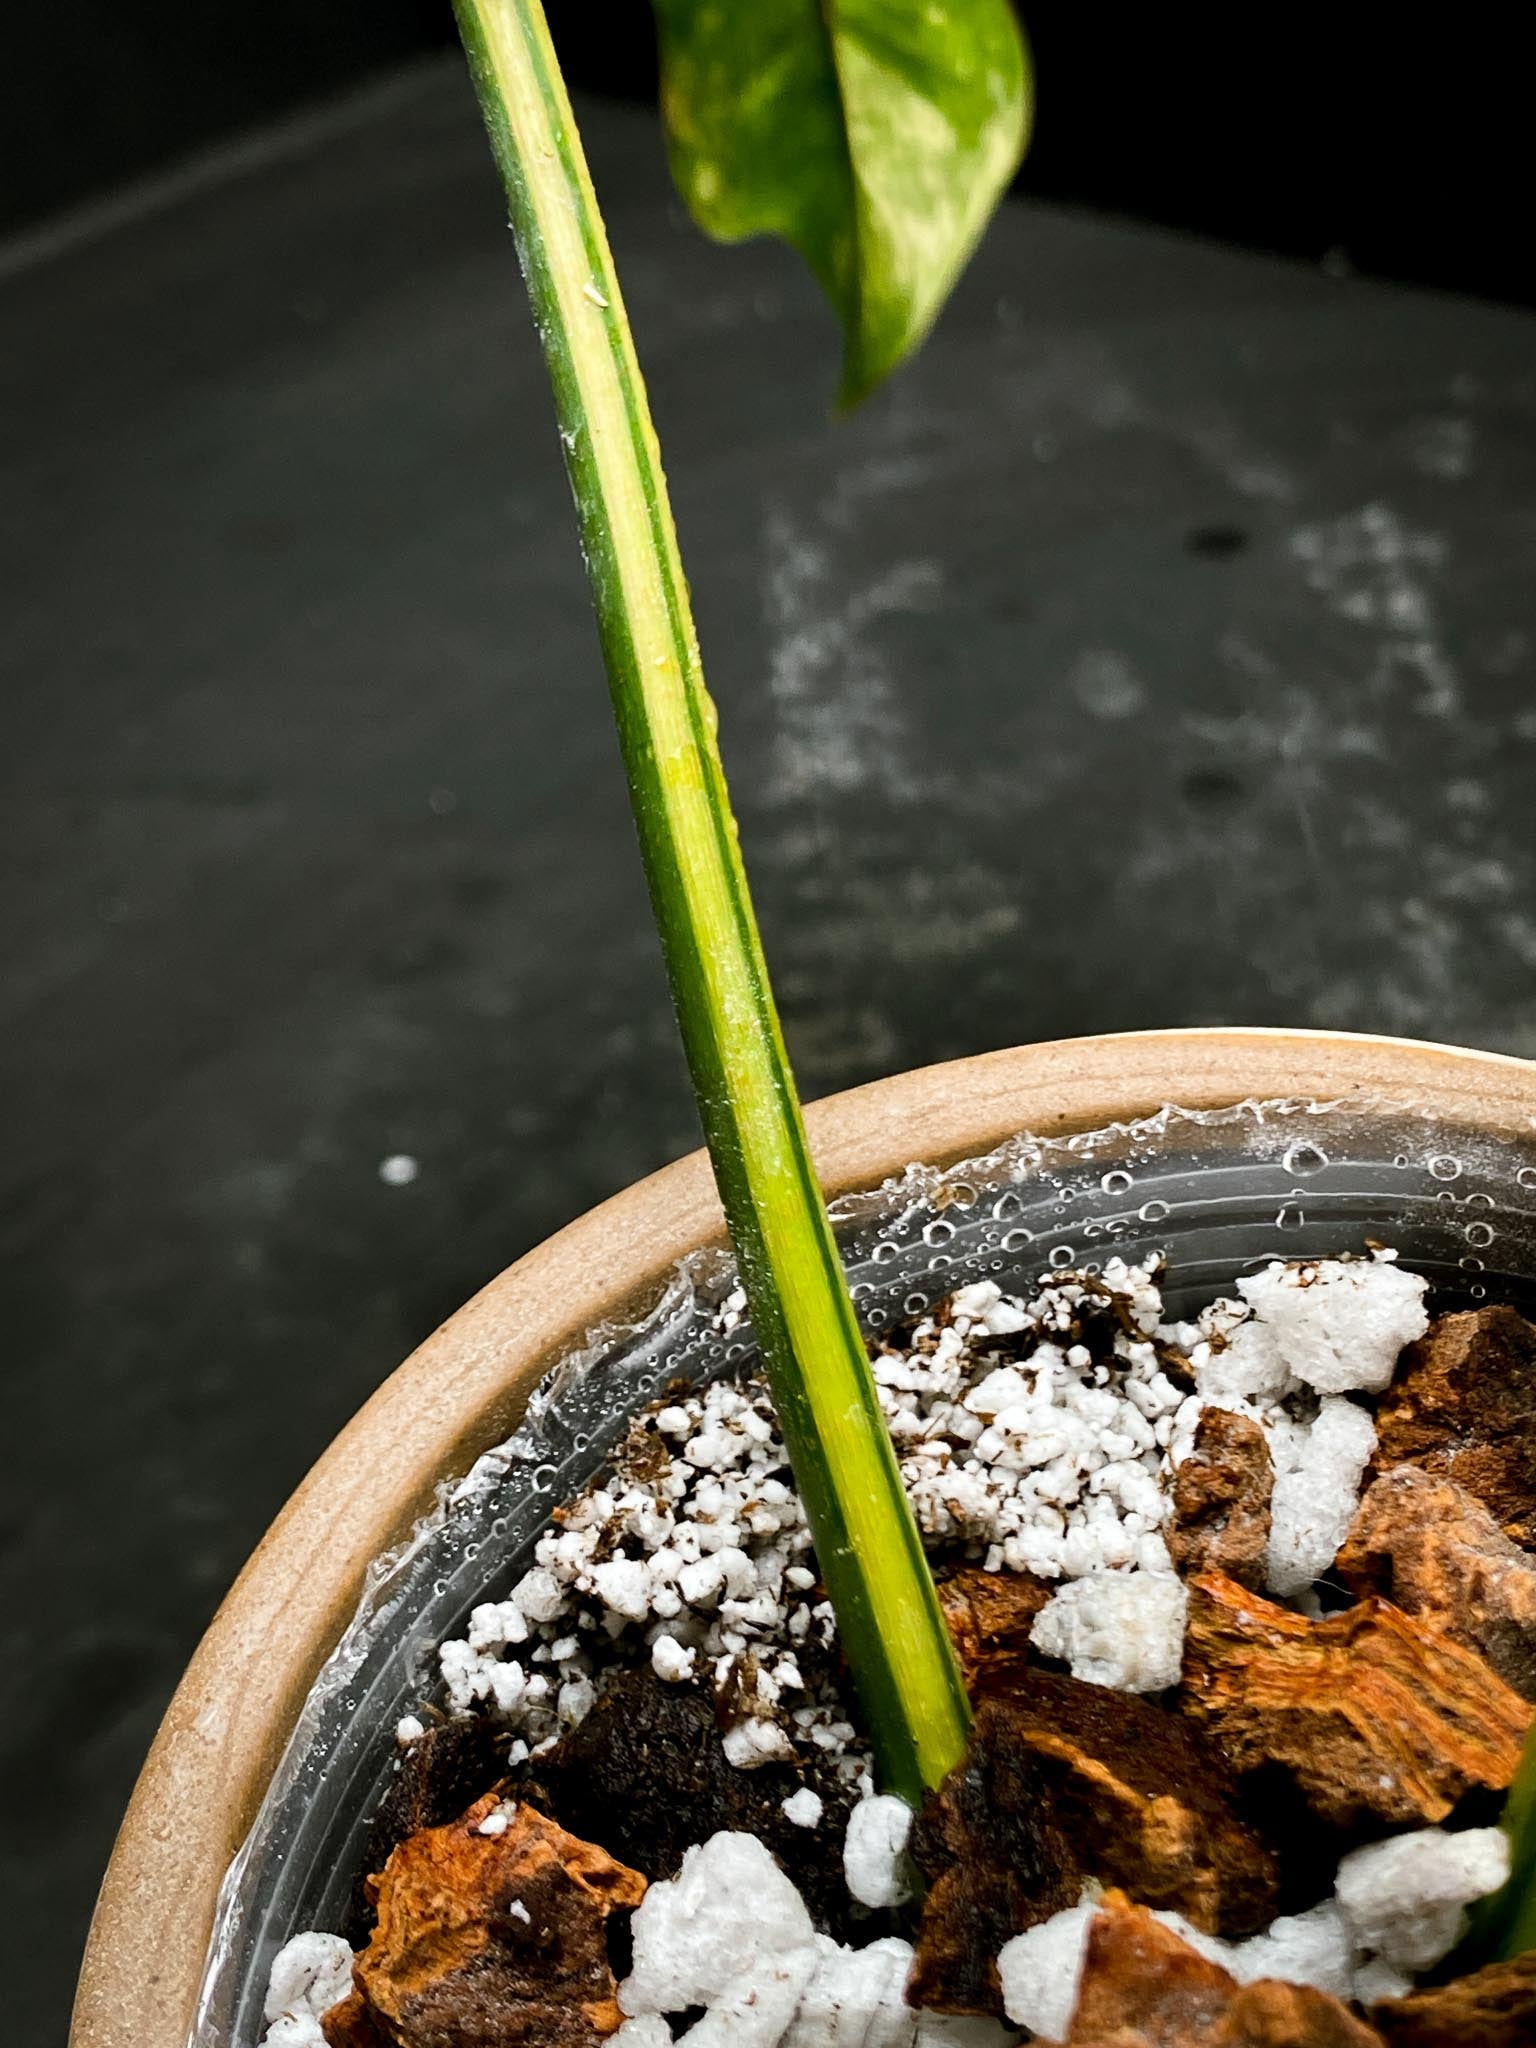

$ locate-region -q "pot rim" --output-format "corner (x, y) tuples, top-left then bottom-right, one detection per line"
(70, 1025), (1536, 2047)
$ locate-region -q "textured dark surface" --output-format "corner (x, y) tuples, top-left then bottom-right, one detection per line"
(3, 57), (1536, 2042)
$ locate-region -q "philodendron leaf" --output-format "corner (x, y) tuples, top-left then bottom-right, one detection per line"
(654, 0), (1032, 405)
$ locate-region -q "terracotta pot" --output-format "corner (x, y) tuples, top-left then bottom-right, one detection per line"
(70, 1026), (1536, 2047)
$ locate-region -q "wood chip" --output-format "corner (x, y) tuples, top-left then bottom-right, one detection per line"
(1369, 1950), (1536, 2048)
(1064, 1890), (1383, 2047)
(1373, 1306), (1536, 1545)
(1168, 1408), (1274, 1592)
(322, 1796), (645, 2048)
(1179, 1571), (1531, 1828)
(1336, 1466), (1536, 1700)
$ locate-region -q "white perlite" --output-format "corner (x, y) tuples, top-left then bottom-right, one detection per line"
(622, 1832), (1012, 2048)
(1029, 1570), (1188, 1693)
(843, 1795), (914, 1909)
(622, 1833), (816, 2017)
(258, 1932), (354, 2048)
(437, 1373), (855, 1770)
(1263, 1398), (1379, 1599)
(1181, 1255), (1422, 1598)
(1235, 1256), (1428, 1396)
(1335, 1826), (1511, 1973)
(782, 1787), (824, 1828)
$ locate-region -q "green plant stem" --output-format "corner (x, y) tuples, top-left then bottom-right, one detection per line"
(451, 0), (970, 1804)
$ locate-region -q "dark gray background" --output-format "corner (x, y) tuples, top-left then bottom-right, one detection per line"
(4, 53), (1535, 2045)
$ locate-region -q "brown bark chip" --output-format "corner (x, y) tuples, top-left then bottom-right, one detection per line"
(1373, 1305), (1536, 1546)
(1179, 1572), (1531, 1828)
(349, 1720), (507, 1942)
(937, 1564), (1054, 1696)
(990, 1673), (1278, 1934)
(1063, 1893), (1383, 2048)
(908, 1682), (1278, 2015)
(1168, 1410), (1274, 1592)
(1368, 1951), (1536, 2048)
(908, 1700), (1079, 2015)
(322, 1796), (645, 2048)
(1336, 1466), (1536, 1700)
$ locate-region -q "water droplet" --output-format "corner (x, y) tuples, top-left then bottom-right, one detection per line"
(993, 1191), (1023, 1221)
(1519, 1167), (1536, 1190)
(1100, 1169), (1133, 1195)
(1465, 1221), (1495, 1248)
(1282, 1142), (1328, 1177)
(572, 1432), (590, 1453)
(904, 1291), (929, 1314)
(850, 1281), (874, 1301)
(1466, 1191), (1494, 1208)
(1460, 1254), (1485, 1272)
(533, 1464), (557, 1492)
(1048, 1244), (1075, 1269)
(1428, 1153), (1462, 1182)
(923, 1219), (955, 1248)
(1276, 1201), (1305, 1230)
(947, 1182), (978, 1209)
(1001, 1228), (1033, 1253)
(872, 1241), (898, 1264)
(1138, 1199), (1170, 1223)
(1393, 1153), (1409, 1168)
(1470, 1282), (1487, 1299)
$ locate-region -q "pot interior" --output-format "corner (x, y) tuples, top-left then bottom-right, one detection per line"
(194, 1094), (1536, 2046)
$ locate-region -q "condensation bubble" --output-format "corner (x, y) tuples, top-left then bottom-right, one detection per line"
(572, 1432), (590, 1453)
(1101, 1169), (1133, 1195)
(1001, 1227), (1034, 1252)
(994, 1191), (1023, 1220)
(1138, 1199), (1170, 1223)
(1048, 1244), (1075, 1269)
(904, 1292), (929, 1314)
(1465, 1221), (1495, 1249)
(1428, 1154), (1462, 1182)
(533, 1464), (557, 1491)
(1282, 1142), (1328, 1177)
(1276, 1202), (1305, 1230)
(947, 1182), (978, 1209)
(1459, 1254), (1485, 1273)
(1519, 1166), (1536, 1190)
(872, 1241), (899, 1264)
(1470, 1282), (1488, 1299)
(851, 1281), (874, 1300)
(1393, 1154), (1409, 1168)
(923, 1219), (955, 1247)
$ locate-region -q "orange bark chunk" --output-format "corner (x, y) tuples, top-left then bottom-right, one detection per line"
(1374, 1306), (1536, 1545)
(322, 1795), (645, 2048)
(1368, 1951), (1536, 2048)
(937, 1565), (1053, 1696)
(1063, 1891), (1382, 2048)
(1180, 1572), (1531, 1828)
(1336, 1466), (1536, 1700)
(1168, 1409), (1274, 1592)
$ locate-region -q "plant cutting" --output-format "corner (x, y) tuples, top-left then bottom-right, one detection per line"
(67, 6), (1536, 2047)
